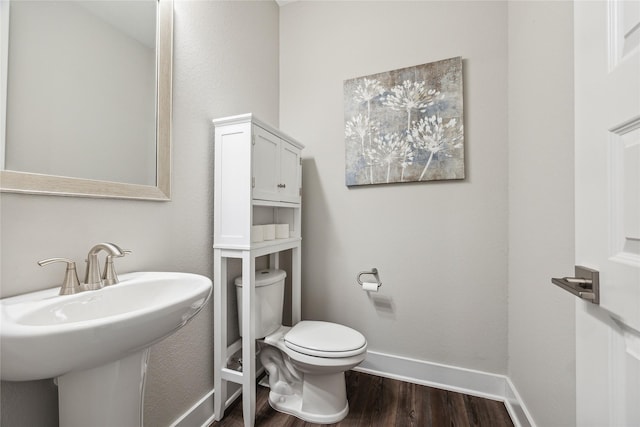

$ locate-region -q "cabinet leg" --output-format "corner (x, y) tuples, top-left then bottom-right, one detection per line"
(241, 253), (256, 427)
(214, 251), (228, 421)
(291, 246), (301, 324)
(242, 376), (256, 427)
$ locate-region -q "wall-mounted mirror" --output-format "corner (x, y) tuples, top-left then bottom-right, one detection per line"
(0, 0), (172, 200)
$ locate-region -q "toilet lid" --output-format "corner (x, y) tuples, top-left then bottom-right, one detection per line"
(284, 321), (367, 358)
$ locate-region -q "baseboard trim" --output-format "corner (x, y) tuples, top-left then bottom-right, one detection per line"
(170, 386), (244, 427)
(354, 350), (536, 427)
(504, 376), (535, 427)
(169, 388), (215, 427)
(171, 350), (535, 427)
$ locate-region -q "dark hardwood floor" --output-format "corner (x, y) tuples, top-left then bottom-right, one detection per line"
(211, 371), (514, 427)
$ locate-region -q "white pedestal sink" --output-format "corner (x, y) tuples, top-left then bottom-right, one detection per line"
(0, 272), (212, 427)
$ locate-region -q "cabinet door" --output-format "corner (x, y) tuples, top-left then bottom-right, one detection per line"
(252, 126), (280, 202)
(279, 141), (301, 204)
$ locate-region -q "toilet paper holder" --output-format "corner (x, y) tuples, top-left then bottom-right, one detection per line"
(357, 268), (382, 290)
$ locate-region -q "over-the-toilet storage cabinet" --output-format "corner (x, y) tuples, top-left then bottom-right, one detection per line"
(212, 114), (303, 427)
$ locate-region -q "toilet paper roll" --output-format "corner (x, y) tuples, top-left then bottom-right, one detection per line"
(263, 224), (276, 240)
(362, 282), (379, 292)
(275, 224), (290, 239)
(251, 226), (264, 243)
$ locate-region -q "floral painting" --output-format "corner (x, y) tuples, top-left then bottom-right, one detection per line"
(344, 57), (464, 186)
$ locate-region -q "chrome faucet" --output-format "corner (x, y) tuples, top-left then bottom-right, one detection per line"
(84, 243), (126, 290)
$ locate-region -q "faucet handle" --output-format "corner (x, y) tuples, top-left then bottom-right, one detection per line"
(38, 258), (82, 295)
(102, 249), (131, 286)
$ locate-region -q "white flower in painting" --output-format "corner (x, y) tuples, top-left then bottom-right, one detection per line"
(383, 80), (442, 181)
(351, 78), (385, 184)
(353, 78), (385, 105)
(382, 80), (441, 129)
(345, 114), (377, 156)
(408, 115), (463, 180)
(367, 132), (413, 183)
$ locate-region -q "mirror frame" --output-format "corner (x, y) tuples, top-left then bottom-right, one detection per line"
(0, 0), (172, 201)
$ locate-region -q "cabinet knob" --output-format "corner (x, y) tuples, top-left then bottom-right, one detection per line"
(277, 183), (286, 188)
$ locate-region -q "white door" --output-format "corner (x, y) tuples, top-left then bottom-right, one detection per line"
(575, 1), (640, 426)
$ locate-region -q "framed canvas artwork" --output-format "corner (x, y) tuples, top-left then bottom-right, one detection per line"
(344, 57), (464, 186)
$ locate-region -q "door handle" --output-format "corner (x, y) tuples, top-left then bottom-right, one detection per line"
(551, 265), (600, 304)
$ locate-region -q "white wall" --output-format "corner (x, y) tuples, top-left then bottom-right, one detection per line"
(280, 1), (509, 374)
(507, 2), (576, 426)
(0, 1), (279, 425)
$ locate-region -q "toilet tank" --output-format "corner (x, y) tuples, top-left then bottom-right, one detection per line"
(234, 269), (286, 338)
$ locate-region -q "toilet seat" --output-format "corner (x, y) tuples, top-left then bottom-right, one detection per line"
(284, 321), (367, 358)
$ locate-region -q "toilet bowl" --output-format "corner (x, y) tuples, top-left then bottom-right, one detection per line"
(261, 321), (367, 423)
(234, 269), (367, 423)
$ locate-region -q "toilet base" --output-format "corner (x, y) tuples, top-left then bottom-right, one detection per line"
(267, 372), (349, 424)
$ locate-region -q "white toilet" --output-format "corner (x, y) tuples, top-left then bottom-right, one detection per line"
(235, 269), (367, 423)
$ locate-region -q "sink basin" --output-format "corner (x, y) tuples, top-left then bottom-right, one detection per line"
(1, 271), (211, 381)
(1, 271), (212, 426)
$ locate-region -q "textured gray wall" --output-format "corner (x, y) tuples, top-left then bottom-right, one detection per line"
(280, 1), (509, 374)
(507, 2), (576, 426)
(0, 1), (279, 425)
